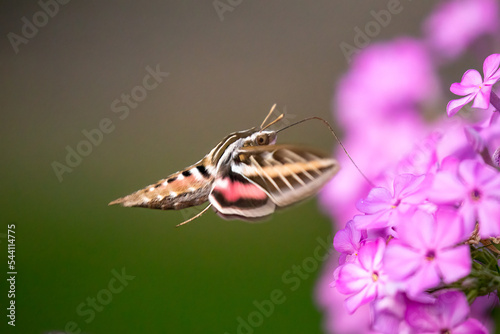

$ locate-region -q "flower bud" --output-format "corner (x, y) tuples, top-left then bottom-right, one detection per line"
(493, 147), (500, 167)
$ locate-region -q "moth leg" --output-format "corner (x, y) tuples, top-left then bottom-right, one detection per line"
(176, 204), (212, 228)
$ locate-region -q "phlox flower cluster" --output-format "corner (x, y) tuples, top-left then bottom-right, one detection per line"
(316, 1), (500, 333)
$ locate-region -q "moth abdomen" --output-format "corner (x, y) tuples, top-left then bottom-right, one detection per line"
(109, 160), (214, 211)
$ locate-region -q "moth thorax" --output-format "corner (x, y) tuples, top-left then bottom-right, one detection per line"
(216, 139), (244, 173)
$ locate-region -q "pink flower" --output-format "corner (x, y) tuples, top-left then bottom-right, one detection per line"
(336, 239), (388, 314)
(424, 0), (499, 60)
(429, 159), (500, 237)
(353, 174), (428, 230)
(335, 39), (438, 129)
(384, 210), (471, 298)
(315, 257), (377, 334)
(319, 114), (426, 226)
(447, 54), (500, 116)
(405, 290), (488, 334)
(317, 8), (500, 332)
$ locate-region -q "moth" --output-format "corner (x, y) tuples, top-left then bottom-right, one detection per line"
(109, 106), (340, 226)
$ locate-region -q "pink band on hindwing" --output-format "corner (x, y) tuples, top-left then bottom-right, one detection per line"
(212, 177), (268, 202)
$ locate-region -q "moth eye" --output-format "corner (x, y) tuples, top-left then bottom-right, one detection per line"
(256, 134), (269, 146)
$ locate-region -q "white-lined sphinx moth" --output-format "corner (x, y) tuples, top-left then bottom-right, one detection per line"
(109, 106), (341, 226)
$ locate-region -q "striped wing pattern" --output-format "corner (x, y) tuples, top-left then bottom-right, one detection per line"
(231, 145), (339, 208)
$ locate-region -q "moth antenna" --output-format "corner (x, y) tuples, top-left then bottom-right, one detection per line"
(176, 204), (212, 228)
(261, 113), (284, 131)
(260, 104), (278, 130)
(277, 116), (375, 188)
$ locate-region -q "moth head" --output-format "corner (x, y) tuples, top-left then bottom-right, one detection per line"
(249, 130), (277, 147)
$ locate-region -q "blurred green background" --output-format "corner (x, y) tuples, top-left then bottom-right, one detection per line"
(3, 1), (491, 334)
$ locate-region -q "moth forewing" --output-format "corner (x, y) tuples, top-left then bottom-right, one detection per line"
(231, 145), (340, 208)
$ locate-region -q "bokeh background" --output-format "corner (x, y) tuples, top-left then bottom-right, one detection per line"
(1, 1), (495, 333)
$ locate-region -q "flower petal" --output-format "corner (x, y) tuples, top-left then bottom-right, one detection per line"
(436, 291), (470, 329)
(353, 210), (392, 229)
(344, 284), (375, 314)
(459, 201), (479, 233)
(446, 95), (475, 116)
(477, 199), (500, 238)
(384, 242), (421, 280)
(482, 53), (500, 82)
(436, 246), (471, 283)
(407, 261), (441, 297)
(450, 82), (477, 96)
(356, 187), (393, 213)
(336, 263), (370, 294)
(405, 299), (440, 331)
(475, 163), (500, 189)
(458, 159), (479, 185)
(471, 85), (492, 109)
(453, 319), (489, 334)
(452, 69), (483, 92)
(358, 239), (385, 271)
(334, 221), (362, 254)
(393, 174), (425, 199)
(396, 209), (436, 249)
(429, 171), (466, 203)
(464, 126), (485, 152)
(434, 210), (468, 246)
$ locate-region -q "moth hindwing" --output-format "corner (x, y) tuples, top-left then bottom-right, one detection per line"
(109, 109), (340, 224)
